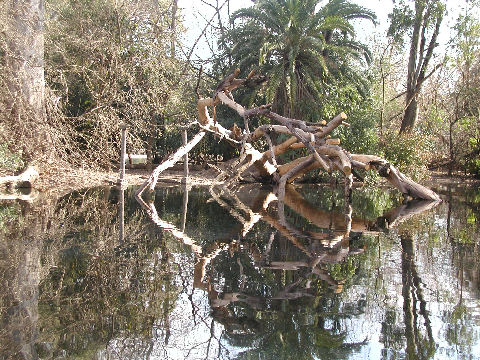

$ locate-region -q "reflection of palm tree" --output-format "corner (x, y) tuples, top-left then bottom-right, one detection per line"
(400, 232), (436, 360)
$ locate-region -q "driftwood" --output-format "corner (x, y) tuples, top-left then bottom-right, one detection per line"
(137, 69), (440, 202)
(0, 166), (39, 202)
(0, 166), (39, 189)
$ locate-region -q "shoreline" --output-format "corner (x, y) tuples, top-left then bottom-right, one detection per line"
(1, 165), (479, 200)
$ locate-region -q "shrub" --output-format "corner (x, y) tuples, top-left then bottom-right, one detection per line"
(379, 131), (435, 180)
(0, 142), (24, 172)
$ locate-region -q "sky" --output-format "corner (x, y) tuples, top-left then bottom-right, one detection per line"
(177, 0), (253, 62)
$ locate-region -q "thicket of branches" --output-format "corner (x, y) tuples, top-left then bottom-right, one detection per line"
(0, 0), (479, 177)
(1, 0), (202, 172)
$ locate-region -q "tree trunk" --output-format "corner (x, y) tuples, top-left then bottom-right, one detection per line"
(4, 0), (52, 162)
(399, 0), (422, 135)
(398, 0), (443, 134)
(400, 91), (419, 133)
(170, 0), (178, 58)
(5, 0), (45, 115)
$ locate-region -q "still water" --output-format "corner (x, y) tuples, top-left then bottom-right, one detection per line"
(1, 182), (479, 359)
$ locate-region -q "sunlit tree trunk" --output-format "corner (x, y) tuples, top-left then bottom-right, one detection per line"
(5, 0), (52, 162)
(6, 0), (44, 115)
(399, 0), (443, 134)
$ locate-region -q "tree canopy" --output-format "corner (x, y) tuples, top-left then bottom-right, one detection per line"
(221, 0), (376, 120)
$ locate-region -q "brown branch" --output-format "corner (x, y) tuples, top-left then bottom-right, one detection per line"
(194, 65), (203, 99)
(317, 145), (351, 176)
(277, 155), (315, 202)
(316, 112), (348, 138)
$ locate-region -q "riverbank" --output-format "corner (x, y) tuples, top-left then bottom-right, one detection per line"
(2, 165), (479, 199)
(35, 166), (478, 191)
(428, 170), (480, 187)
(32, 164), (220, 194)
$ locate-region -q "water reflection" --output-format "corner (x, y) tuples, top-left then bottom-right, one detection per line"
(0, 183), (479, 359)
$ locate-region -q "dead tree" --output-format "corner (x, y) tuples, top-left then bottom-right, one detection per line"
(136, 69), (440, 202)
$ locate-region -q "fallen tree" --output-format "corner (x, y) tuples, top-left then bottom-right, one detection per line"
(136, 69), (440, 202)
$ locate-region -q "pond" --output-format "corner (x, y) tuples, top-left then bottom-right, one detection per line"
(1, 181), (479, 359)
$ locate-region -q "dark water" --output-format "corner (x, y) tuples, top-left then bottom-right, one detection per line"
(1, 182), (479, 359)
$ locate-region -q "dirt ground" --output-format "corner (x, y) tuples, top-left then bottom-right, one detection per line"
(33, 164), (220, 194)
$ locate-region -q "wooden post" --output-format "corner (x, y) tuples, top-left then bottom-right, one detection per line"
(182, 128), (189, 183)
(119, 187), (125, 243)
(181, 183), (189, 232)
(118, 124), (127, 187)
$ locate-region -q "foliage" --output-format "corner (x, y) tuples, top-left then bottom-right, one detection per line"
(0, 142), (24, 172)
(450, 5), (480, 176)
(0, 204), (20, 235)
(421, 1), (480, 176)
(379, 131), (435, 179)
(40, 0), (196, 168)
(335, 97), (379, 155)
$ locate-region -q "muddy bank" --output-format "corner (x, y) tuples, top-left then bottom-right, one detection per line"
(2, 164), (478, 200)
(33, 164), (220, 194)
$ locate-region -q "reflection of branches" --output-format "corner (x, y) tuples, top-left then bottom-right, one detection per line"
(136, 183), (442, 350)
(211, 185), (355, 294)
(139, 182), (441, 311)
(381, 200), (440, 230)
(136, 194), (202, 255)
(209, 185), (276, 237)
(183, 307), (231, 360)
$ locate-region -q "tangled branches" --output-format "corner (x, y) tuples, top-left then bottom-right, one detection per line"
(137, 69), (440, 202)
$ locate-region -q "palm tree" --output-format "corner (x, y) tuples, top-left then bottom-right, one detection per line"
(223, 0), (376, 120)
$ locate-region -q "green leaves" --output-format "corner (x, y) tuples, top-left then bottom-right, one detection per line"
(223, 0), (376, 120)
(0, 142), (24, 172)
(387, 0), (415, 44)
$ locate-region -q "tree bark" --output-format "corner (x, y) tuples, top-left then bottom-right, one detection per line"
(400, 91), (419, 133)
(351, 154), (440, 201)
(4, 0), (53, 162)
(399, 0), (443, 134)
(5, 0), (45, 115)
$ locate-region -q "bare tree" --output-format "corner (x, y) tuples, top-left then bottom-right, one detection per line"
(389, 0), (445, 134)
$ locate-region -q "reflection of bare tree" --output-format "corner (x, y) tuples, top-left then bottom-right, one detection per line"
(0, 186), (187, 360)
(400, 231), (435, 360)
(0, 236), (41, 360)
(0, 197), (57, 359)
(380, 200), (440, 230)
